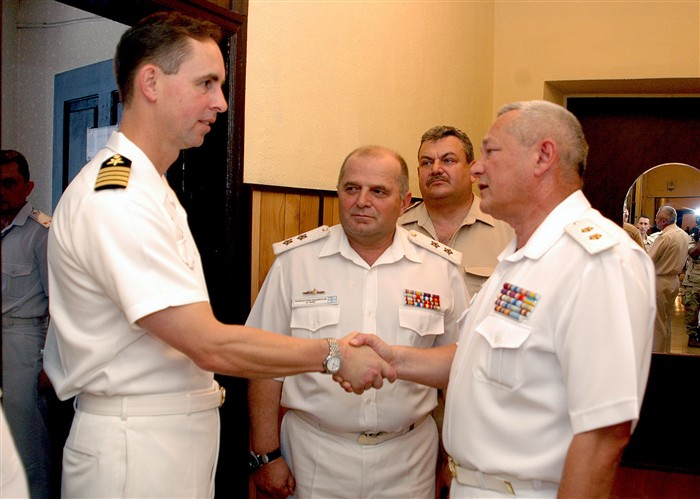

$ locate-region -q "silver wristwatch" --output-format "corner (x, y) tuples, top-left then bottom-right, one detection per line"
(322, 338), (342, 374)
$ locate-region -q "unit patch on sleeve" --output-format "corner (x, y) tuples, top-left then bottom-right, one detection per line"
(95, 154), (132, 191)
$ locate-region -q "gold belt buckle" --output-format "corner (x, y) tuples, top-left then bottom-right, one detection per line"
(447, 456), (457, 478)
(504, 480), (515, 495)
(219, 387), (226, 407)
(357, 431), (384, 445)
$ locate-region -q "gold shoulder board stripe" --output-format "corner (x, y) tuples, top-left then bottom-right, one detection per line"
(95, 154), (132, 191)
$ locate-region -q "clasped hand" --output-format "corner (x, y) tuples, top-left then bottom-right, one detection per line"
(335, 333), (395, 394)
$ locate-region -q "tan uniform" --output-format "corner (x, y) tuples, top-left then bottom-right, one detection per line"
(648, 223), (690, 352)
(623, 222), (645, 250)
(399, 196), (514, 297)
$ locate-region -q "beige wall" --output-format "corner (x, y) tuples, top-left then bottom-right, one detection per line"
(493, 1), (700, 108)
(244, 1), (495, 195)
(245, 0), (700, 193)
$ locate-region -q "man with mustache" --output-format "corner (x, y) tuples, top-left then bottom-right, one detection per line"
(399, 126), (513, 298)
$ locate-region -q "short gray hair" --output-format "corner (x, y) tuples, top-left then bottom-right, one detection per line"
(658, 205), (677, 223)
(497, 100), (589, 178)
(337, 146), (409, 199)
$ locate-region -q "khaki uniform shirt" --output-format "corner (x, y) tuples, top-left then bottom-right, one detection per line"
(648, 224), (690, 277)
(399, 196), (514, 297)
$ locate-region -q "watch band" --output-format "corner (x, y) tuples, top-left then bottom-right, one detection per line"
(323, 337), (341, 374)
(327, 337), (340, 357)
(248, 447), (282, 472)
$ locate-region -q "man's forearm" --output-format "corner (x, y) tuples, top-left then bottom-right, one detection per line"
(558, 422), (631, 498)
(392, 344), (456, 389)
(138, 303), (395, 390)
(248, 378), (284, 453)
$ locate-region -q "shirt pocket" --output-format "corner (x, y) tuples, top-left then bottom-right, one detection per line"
(1, 261), (34, 298)
(474, 314), (531, 391)
(398, 307), (445, 347)
(290, 305), (341, 339)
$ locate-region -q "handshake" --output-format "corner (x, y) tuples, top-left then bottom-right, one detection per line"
(331, 333), (398, 394)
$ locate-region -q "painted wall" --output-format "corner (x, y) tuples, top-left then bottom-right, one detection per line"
(492, 1), (700, 110)
(1, 0), (125, 213)
(244, 0), (700, 194)
(244, 0), (495, 195)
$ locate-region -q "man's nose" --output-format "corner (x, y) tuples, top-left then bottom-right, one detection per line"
(213, 86), (228, 113)
(430, 159), (446, 173)
(470, 159), (483, 176)
(356, 189), (371, 206)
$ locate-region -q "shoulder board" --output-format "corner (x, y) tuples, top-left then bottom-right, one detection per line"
(406, 230), (462, 265)
(564, 218), (618, 255)
(95, 154), (132, 191)
(29, 209), (51, 229)
(273, 225), (331, 255)
(402, 200), (423, 215)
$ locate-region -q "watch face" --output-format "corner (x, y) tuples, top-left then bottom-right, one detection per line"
(326, 355), (341, 373)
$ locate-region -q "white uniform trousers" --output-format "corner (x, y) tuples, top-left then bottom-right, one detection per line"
(61, 407), (220, 498)
(281, 409), (437, 499)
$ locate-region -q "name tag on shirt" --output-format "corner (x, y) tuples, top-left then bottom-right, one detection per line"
(292, 296), (339, 307)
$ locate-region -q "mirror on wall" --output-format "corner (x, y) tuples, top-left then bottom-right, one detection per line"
(625, 162), (700, 356)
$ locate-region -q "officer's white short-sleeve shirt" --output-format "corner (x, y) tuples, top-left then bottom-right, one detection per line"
(444, 190), (655, 484)
(247, 225), (470, 433)
(44, 132), (211, 399)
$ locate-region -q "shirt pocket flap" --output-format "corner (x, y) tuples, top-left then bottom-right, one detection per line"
(475, 315), (531, 349)
(399, 307), (445, 337)
(290, 306), (341, 333)
(2, 261), (32, 278)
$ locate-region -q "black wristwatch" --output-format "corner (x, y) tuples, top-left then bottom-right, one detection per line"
(248, 447), (282, 472)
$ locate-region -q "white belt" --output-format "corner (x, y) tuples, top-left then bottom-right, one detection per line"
(448, 456), (558, 496)
(295, 410), (429, 445)
(76, 383), (225, 419)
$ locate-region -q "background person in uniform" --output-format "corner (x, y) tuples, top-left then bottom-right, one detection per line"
(681, 230), (700, 348)
(623, 207), (645, 249)
(247, 146), (470, 498)
(399, 126), (513, 298)
(1, 149), (52, 499)
(43, 12), (392, 499)
(343, 100), (655, 498)
(636, 214), (653, 250)
(648, 205), (690, 352)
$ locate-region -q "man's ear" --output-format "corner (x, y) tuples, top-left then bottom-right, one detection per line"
(137, 64), (159, 103)
(401, 191), (412, 213)
(25, 179), (35, 198)
(533, 139), (557, 177)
